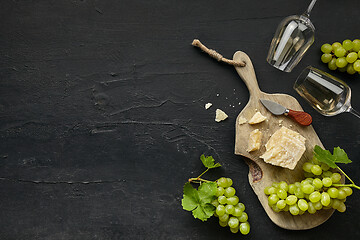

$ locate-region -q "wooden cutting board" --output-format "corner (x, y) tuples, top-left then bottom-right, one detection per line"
(233, 51), (336, 230)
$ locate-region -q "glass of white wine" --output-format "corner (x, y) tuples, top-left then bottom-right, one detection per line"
(294, 66), (360, 119)
(266, 0), (317, 72)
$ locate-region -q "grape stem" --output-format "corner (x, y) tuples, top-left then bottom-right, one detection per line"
(332, 183), (360, 190)
(188, 177), (212, 183)
(337, 167), (355, 185)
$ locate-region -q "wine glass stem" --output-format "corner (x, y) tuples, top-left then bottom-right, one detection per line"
(348, 107), (360, 119)
(304, 0), (317, 17)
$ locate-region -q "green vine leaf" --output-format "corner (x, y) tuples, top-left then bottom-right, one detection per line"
(200, 154), (221, 169)
(181, 182), (217, 221)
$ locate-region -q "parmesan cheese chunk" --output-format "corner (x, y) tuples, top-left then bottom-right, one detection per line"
(205, 103), (212, 109)
(238, 116), (247, 125)
(260, 126), (306, 170)
(215, 109), (228, 122)
(247, 129), (262, 152)
(248, 112), (267, 124)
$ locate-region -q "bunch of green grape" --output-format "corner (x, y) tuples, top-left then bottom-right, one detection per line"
(211, 177), (250, 235)
(321, 39), (360, 74)
(264, 157), (353, 215)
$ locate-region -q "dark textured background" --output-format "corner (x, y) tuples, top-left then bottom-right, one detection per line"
(0, 0), (359, 239)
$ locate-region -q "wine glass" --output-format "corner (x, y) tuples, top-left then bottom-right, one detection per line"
(294, 66), (360, 119)
(267, 0), (317, 72)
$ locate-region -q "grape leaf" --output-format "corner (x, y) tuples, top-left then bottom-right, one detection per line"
(333, 147), (352, 164)
(313, 145), (352, 168)
(200, 154), (221, 169)
(313, 145), (337, 168)
(181, 182), (217, 221)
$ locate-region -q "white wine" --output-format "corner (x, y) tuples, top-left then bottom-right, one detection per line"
(294, 67), (352, 116)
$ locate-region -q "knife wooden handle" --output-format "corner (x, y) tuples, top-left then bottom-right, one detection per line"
(287, 109), (312, 126)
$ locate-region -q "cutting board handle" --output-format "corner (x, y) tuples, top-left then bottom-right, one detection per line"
(233, 51), (261, 99)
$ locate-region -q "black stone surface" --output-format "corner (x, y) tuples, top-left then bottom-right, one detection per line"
(0, 0), (359, 239)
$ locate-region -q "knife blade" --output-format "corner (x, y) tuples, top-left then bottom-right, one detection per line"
(260, 99), (312, 126)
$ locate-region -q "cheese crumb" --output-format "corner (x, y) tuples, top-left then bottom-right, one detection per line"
(205, 103), (212, 109)
(238, 116), (247, 125)
(215, 109), (228, 122)
(247, 129), (262, 152)
(260, 126), (306, 170)
(248, 112), (267, 124)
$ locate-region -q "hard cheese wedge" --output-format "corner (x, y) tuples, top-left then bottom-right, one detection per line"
(260, 126), (306, 170)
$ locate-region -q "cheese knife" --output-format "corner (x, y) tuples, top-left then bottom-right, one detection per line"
(260, 99), (312, 126)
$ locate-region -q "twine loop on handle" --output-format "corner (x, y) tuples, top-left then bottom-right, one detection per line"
(191, 39), (246, 67)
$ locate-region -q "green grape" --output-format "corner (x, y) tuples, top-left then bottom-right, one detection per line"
(218, 196), (227, 205)
(338, 66), (347, 72)
(332, 42), (342, 50)
(320, 163), (330, 171)
(336, 57), (348, 68)
(334, 47), (346, 57)
(277, 189), (287, 200)
(311, 165), (323, 175)
(309, 191), (321, 203)
(322, 171), (333, 178)
(289, 204), (300, 215)
(322, 177), (332, 187)
(346, 52), (358, 63)
(211, 199), (220, 207)
(268, 194), (279, 205)
(239, 222), (250, 235)
(312, 178), (323, 190)
(216, 205), (226, 216)
(288, 184), (296, 194)
(321, 53), (332, 63)
(283, 205), (289, 212)
(321, 43), (333, 53)
(297, 199), (309, 211)
(225, 204), (235, 214)
(337, 189), (347, 200)
(219, 220), (228, 227)
(299, 209), (305, 215)
(321, 192), (331, 206)
(272, 182), (280, 188)
(301, 184), (315, 194)
(286, 195), (298, 205)
(314, 201), (323, 210)
(337, 202), (346, 212)
(226, 178), (233, 187)
(264, 186), (272, 195)
(332, 199), (342, 210)
(327, 187), (339, 198)
(276, 199), (287, 209)
(230, 227), (239, 233)
(342, 39), (354, 51)
(294, 182), (301, 188)
(233, 206), (243, 217)
(302, 162), (313, 173)
(279, 181), (289, 192)
(271, 205), (281, 213)
(216, 187), (225, 197)
(217, 177), (227, 188)
(353, 60), (360, 71)
(308, 202), (316, 214)
(347, 63), (357, 74)
(238, 212), (248, 222)
(311, 156), (321, 165)
(328, 58), (337, 70)
(228, 217), (239, 229)
(236, 202), (245, 212)
(266, 186), (277, 195)
(295, 187), (305, 199)
(353, 39), (360, 52)
(227, 196), (239, 206)
(341, 187), (353, 197)
(219, 213), (229, 222)
(224, 187), (236, 198)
